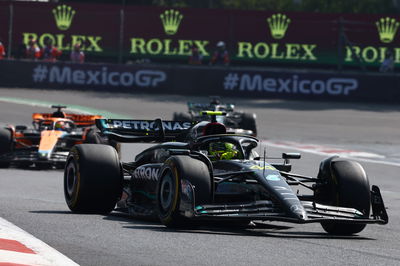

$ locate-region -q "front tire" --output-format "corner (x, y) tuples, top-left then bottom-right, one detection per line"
(157, 156), (212, 227)
(64, 144), (122, 214)
(315, 157), (371, 235)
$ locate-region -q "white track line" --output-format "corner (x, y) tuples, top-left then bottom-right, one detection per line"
(263, 140), (400, 167)
(0, 217), (78, 266)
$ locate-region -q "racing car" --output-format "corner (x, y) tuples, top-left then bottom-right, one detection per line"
(0, 105), (118, 169)
(173, 96), (257, 136)
(63, 112), (388, 235)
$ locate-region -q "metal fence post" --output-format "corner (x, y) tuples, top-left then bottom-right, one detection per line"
(7, 3), (14, 58)
(118, 8), (125, 64)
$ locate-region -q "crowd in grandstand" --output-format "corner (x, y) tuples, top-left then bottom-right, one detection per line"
(0, 36), (85, 63)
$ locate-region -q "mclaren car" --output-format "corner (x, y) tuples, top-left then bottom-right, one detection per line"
(63, 112), (388, 235)
(0, 105), (116, 169)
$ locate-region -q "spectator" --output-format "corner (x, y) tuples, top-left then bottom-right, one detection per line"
(26, 37), (41, 60)
(16, 41), (28, 59)
(70, 43), (85, 63)
(0, 39), (5, 59)
(41, 39), (62, 62)
(188, 44), (203, 65)
(210, 41), (230, 66)
(379, 50), (394, 73)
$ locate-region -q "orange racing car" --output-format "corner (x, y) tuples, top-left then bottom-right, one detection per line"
(0, 105), (117, 169)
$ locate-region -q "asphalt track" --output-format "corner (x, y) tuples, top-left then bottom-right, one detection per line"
(0, 88), (399, 265)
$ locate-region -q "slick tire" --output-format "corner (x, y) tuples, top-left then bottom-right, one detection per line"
(316, 158), (371, 235)
(64, 144), (122, 214)
(173, 112), (192, 122)
(239, 113), (257, 136)
(157, 156), (212, 228)
(0, 128), (12, 168)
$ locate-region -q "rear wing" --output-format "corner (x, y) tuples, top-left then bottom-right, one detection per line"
(32, 113), (103, 126)
(95, 118), (196, 142)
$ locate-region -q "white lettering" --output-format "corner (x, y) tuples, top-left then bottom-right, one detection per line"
(229, 73), (358, 96)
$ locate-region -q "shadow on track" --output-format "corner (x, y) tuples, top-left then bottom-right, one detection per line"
(103, 212), (374, 241)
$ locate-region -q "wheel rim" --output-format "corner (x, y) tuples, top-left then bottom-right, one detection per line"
(160, 171), (175, 212)
(66, 162), (77, 198)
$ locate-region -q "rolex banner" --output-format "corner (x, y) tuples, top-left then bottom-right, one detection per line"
(2, 1), (400, 67)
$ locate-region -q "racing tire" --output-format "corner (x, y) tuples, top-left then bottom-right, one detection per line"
(239, 113), (257, 136)
(64, 144), (122, 214)
(157, 156), (212, 227)
(315, 157), (371, 235)
(173, 112), (192, 122)
(85, 129), (121, 158)
(0, 128), (12, 168)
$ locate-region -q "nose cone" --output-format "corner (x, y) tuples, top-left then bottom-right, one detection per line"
(38, 151), (50, 160)
(290, 204), (308, 221)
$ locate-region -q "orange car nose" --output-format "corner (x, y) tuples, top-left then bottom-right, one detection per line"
(38, 130), (66, 158)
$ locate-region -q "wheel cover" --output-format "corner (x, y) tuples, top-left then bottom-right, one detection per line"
(160, 171), (175, 212)
(65, 162), (77, 198)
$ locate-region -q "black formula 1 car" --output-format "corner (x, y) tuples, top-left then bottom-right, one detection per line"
(0, 105), (117, 169)
(173, 96), (257, 136)
(64, 114), (388, 235)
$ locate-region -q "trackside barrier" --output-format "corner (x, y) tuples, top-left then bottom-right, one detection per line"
(0, 60), (399, 103)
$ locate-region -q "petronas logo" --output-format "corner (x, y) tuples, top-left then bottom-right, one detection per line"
(52, 5), (76, 31)
(160, 9), (183, 35)
(267, 13), (291, 39)
(376, 17), (399, 43)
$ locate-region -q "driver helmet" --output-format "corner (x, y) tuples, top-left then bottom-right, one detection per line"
(55, 121), (65, 130)
(216, 41), (225, 48)
(208, 142), (238, 160)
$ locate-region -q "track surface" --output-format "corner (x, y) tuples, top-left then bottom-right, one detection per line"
(0, 88), (399, 265)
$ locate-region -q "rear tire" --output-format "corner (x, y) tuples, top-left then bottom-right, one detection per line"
(0, 128), (12, 168)
(239, 113), (257, 136)
(315, 157), (371, 235)
(157, 156), (212, 227)
(64, 144), (122, 214)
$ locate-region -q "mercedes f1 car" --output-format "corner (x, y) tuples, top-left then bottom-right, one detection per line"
(0, 105), (117, 169)
(64, 113), (388, 235)
(173, 96), (257, 136)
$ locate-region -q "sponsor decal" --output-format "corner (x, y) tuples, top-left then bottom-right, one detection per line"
(22, 4), (103, 52)
(160, 9), (184, 35)
(238, 14), (317, 62)
(346, 17), (400, 64)
(52, 5), (76, 31)
(133, 166), (160, 181)
(376, 17), (399, 43)
(111, 120), (192, 131)
(32, 65), (166, 87)
(223, 73), (358, 96)
(250, 164), (276, 171)
(130, 9), (208, 57)
(265, 174), (281, 181)
(267, 13), (291, 40)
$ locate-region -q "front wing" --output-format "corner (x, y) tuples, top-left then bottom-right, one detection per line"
(187, 186), (388, 225)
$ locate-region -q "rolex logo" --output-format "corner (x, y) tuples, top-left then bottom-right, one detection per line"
(267, 13), (291, 39)
(376, 17), (399, 43)
(160, 9), (183, 35)
(52, 5), (76, 31)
